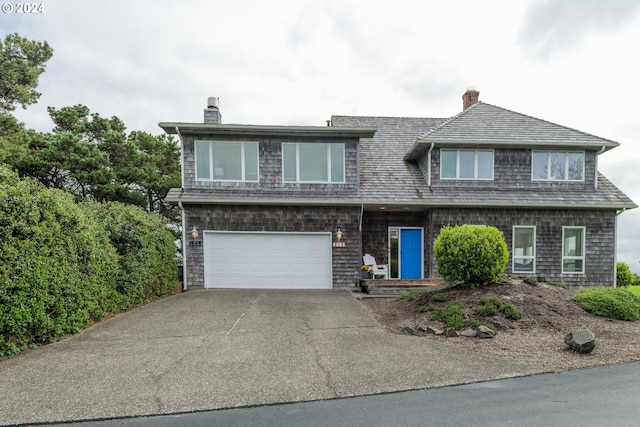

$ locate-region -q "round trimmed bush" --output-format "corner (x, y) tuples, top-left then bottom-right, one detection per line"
(573, 288), (640, 321)
(434, 225), (508, 288)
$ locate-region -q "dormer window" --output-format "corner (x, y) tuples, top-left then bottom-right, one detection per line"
(441, 149), (493, 180)
(532, 151), (584, 181)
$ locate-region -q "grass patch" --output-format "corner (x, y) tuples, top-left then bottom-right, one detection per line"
(629, 286), (640, 297)
(430, 292), (451, 303)
(573, 287), (640, 321)
(546, 280), (568, 289)
(396, 290), (430, 301)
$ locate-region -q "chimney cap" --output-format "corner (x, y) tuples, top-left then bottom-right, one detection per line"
(207, 97), (219, 110)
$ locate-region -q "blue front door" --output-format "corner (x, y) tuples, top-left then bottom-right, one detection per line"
(400, 229), (422, 279)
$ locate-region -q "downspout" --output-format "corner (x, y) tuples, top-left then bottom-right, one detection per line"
(175, 126), (187, 291)
(595, 145), (606, 190)
(178, 200), (187, 291)
(427, 142), (435, 189)
(614, 208), (628, 288)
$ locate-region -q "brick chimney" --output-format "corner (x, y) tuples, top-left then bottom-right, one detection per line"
(204, 97), (221, 124)
(462, 88), (480, 110)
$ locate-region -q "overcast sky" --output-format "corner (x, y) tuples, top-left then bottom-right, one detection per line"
(3, 0), (640, 272)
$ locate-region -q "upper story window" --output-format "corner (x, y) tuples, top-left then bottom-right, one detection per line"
(532, 151), (584, 181)
(441, 149), (493, 180)
(282, 143), (345, 183)
(195, 141), (259, 182)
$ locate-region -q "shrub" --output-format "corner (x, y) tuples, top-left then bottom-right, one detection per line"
(90, 202), (177, 309)
(396, 290), (429, 301)
(475, 296), (522, 320)
(475, 304), (497, 316)
(433, 225), (508, 288)
(430, 292), (451, 303)
(573, 288), (640, 321)
(0, 168), (120, 355)
(442, 302), (464, 330)
(616, 262), (634, 288)
(502, 303), (522, 320)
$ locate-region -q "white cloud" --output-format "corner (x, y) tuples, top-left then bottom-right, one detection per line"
(4, 0), (640, 272)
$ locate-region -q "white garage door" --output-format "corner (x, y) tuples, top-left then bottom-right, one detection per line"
(203, 232), (332, 289)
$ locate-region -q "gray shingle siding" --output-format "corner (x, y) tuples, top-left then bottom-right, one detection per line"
(181, 134), (360, 195)
(427, 148), (597, 191)
(183, 204), (360, 288)
(429, 208), (616, 287)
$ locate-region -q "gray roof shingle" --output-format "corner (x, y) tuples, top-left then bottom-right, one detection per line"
(331, 113), (635, 210)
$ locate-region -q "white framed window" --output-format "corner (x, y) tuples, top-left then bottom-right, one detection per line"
(195, 141), (258, 182)
(532, 151), (584, 181)
(513, 226), (536, 273)
(282, 143), (345, 183)
(562, 226), (585, 273)
(441, 149), (493, 180)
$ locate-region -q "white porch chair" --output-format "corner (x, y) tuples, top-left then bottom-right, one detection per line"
(363, 254), (389, 280)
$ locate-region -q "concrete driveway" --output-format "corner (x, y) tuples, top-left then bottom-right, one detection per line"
(0, 289), (542, 425)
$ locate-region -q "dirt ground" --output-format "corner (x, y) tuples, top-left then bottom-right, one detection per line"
(362, 280), (640, 371)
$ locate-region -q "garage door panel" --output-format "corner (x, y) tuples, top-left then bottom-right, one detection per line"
(203, 232), (332, 289)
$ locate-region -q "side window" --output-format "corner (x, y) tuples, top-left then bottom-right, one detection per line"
(562, 227), (585, 273)
(512, 226), (536, 273)
(441, 149), (493, 180)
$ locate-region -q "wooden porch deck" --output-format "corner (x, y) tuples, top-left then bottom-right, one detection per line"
(360, 278), (443, 296)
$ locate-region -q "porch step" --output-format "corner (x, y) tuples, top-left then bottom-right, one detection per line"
(361, 279), (443, 296)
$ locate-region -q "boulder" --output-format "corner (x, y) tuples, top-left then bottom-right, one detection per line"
(477, 325), (495, 339)
(459, 328), (478, 337)
(565, 329), (596, 354)
(445, 328), (459, 338)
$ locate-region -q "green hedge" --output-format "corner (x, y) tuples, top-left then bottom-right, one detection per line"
(433, 225), (508, 288)
(0, 167), (120, 355)
(90, 202), (177, 309)
(0, 166), (177, 356)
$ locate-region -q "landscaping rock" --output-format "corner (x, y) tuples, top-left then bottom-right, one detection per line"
(402, 326), (417, 335)
(445, 328), (459, 338)
(565, 329), (596, 354)
(417, 326), (428, 333)
(459, 328), (478, 337)
(426, 326), (439, 334)
(477, 325), (495, 339)
(434, 329), (445, 336)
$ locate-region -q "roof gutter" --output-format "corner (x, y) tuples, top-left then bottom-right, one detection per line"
(165, 195), (636, 210)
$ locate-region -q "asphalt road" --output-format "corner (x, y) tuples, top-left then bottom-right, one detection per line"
(63, 361), (640, 427)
